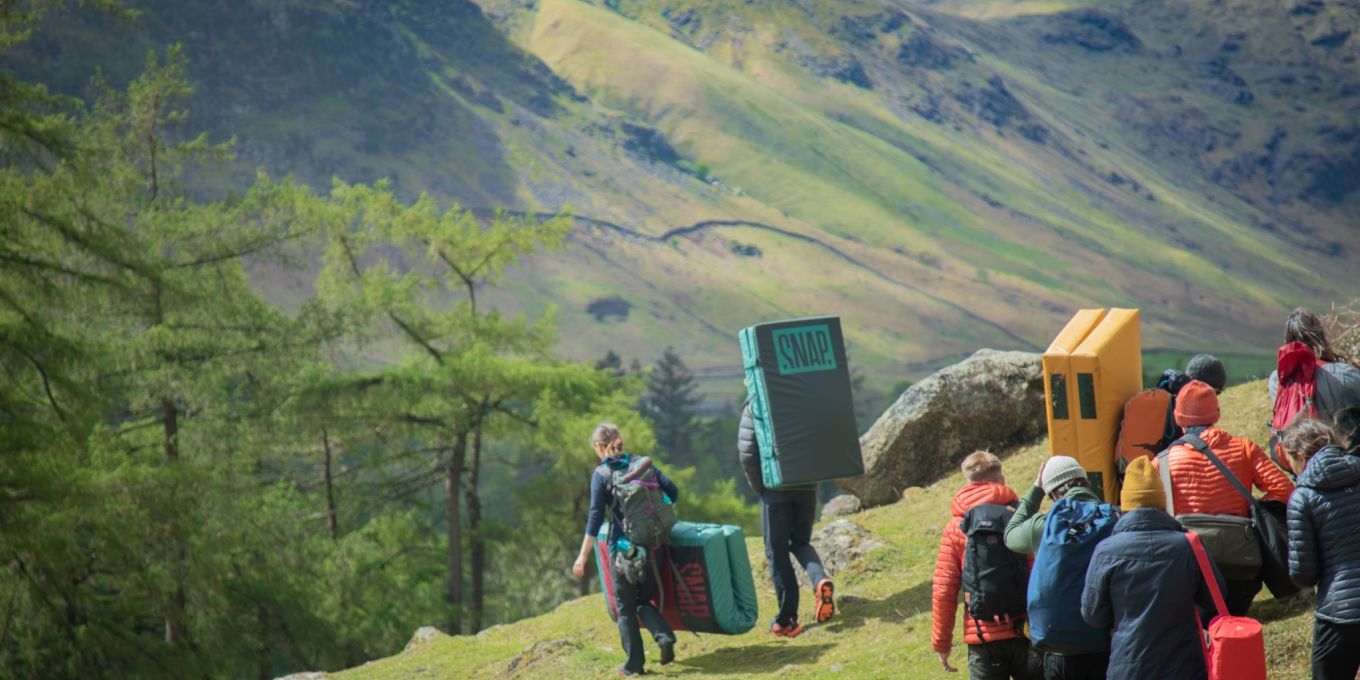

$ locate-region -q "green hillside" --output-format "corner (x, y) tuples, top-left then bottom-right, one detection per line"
(329, 379), (1314, 679)
(9, 0), (1358, 398)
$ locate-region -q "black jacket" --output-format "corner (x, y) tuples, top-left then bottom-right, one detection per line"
(1082, 508), (1224, 680)
(1288, 445), (1360, 624)
(737, 401), (815, 497)
(738, 400), (764, 495)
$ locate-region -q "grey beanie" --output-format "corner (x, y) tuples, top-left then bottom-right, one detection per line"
(1186, 353), (1227, 392)
(1041, 456), (1088, 495)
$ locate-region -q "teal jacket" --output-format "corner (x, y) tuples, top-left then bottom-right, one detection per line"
(1004, 484), (1103, 555)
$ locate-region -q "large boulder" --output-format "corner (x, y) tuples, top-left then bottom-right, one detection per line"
(837, 349), (1045, 507)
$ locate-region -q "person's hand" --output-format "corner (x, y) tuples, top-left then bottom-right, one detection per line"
(937, 651), (957, 672)
(572, 555), (587, 579)
(1035, 457), (1049, 488)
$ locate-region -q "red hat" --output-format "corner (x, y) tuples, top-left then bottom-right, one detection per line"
(1175, 380), (1221, 427)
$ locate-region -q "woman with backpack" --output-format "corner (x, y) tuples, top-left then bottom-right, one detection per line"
(1269, 309), (1360, 466)
(572, 423), (679, 677)
(1282, 417), (1360, 680)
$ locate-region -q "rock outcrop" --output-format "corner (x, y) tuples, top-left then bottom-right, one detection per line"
(837, 349), (1045, 507)
(821, 494), (863, 518)
(507, 639), (577, 675)
(403, 626), (445, 652)
(794, 519), (884, 589)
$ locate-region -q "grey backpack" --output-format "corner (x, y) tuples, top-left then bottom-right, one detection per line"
(605, 456), (676, 548)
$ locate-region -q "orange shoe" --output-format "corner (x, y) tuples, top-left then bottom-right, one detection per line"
(815, 579), (836, 623)
(771, 620), (804, 638)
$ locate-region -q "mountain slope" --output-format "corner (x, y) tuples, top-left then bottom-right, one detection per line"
(329, 379), (1315, 679)
(11, 0), (1359, 395)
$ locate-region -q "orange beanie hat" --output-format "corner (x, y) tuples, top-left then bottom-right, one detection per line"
(1174, 380), (1221, 427)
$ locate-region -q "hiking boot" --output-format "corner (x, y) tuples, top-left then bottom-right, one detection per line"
(815, 578), (836, 623)
(770, 620), (804, 638)
(659, 638), (675, 665)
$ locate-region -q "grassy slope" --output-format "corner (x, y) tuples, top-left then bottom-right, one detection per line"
(333, 379), (1313, 679)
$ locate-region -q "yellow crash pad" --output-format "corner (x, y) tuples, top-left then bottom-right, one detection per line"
(1043, 309), (1143, 502)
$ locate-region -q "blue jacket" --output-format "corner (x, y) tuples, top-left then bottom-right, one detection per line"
(583, 454), (679, 548)
(1082, 508), (1224, 680)
(1288, 445), (1360, 624)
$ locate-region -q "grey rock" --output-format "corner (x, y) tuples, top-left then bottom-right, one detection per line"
(795, 519), (884, 589)
(821, 494), (863, 518)
(274, 674), (327, 680)
(403, 626), (445, 653)
(837, 349), (1045, 508)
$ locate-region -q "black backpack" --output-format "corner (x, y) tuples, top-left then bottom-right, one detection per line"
(960, 502), (1028, 638)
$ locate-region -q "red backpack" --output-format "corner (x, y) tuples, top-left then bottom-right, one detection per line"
(1269, 342), (1324, 472)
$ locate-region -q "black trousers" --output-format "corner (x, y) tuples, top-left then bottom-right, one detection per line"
(1224, 574), (1264, 617)
(613, 555), (675, 674)
(967, 638), (1040, 680)
(761, 488), (826, 626)
(1041, 651), (1108, 680)
(1313, 618), (1360, 680)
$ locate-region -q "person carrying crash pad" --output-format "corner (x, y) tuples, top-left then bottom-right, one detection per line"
(572, 423), (679, 677)
(931, 451), (1038, 679)
(1004, 456), (1114, 680)
(1081, 456), (1226, 680)
(738, 394), (834, 637)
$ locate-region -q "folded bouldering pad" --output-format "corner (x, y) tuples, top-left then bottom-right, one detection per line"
(740, 316), (863, 488)
(594, 521), (758, 635)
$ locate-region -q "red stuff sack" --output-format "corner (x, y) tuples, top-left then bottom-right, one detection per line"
(1187, 531), (1267, 680)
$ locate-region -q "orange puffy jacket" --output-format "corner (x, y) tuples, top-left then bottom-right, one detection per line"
(931, 481), (1028, 655)
(1156, 427), (1294, 516)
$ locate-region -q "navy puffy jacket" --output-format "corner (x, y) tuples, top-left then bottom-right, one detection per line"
(1288, 445), (1360, 624)
(1082, 508), (1224, 680)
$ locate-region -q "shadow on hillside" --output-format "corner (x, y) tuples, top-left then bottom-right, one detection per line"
(674, 643), (835, 674)
(818, 578), (933, 633)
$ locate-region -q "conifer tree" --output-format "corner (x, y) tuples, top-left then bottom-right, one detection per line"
(642, 347), (700, 463)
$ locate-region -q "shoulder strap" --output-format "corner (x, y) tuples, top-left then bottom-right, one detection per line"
(1186, 531), (1228, 618)
(1158, 448), (1175, 515)
(1181, 432), (1257, 507)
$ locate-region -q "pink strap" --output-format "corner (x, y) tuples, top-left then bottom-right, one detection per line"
(1186, 532), (1229, 619)
(1186, 532), (1222, 668)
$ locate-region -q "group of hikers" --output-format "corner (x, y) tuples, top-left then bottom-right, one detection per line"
(573, 307), (1360, 678)
(934, 308), (1360, 680)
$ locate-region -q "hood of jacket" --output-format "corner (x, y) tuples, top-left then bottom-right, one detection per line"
(951, 481), (1019, 517)
(1298, 445), (1360, 491)
(1112, 507), (1182, 534)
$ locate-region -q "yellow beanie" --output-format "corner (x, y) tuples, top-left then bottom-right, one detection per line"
(1121, 457), (1166, 511)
